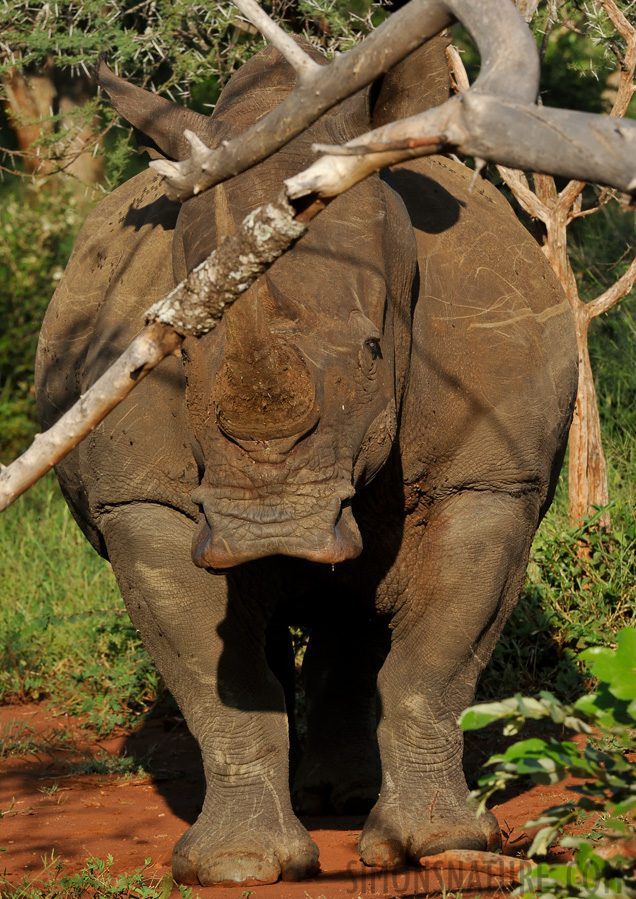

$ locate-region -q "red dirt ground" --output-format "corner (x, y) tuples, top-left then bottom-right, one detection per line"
(0, 703), (581, 898)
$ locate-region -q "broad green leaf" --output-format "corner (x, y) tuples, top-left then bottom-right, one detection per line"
(503, 738), (548, 759)
(459, 698), (519, 730)
(581, 628), (636, 701)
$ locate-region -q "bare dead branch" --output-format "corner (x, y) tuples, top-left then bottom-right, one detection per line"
(151, 0), (540, 201)
(312, 134), (447, 156)
(145, 192), (307, 335)
(602, 0), (636, 121)
(498, 165), (548, 221)
(445, 43), (470, 91)
(532, 172), (558, 207)
(283, 96), (636, 201)
(231, 0), (320, 77)
(570, 186), (617, 219)
(557, 179), (586, 220)
(586, 255), (636, 319)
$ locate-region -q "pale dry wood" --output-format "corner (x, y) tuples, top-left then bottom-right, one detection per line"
(498, 165), (548, 220)
(556, 179), (586, 220)
(232, 0), (320, 77)
(587, 255), (636, 319)
(445, 43), (469, 91)
(420, 849), (535, 881)
(570, 186), (616, 219)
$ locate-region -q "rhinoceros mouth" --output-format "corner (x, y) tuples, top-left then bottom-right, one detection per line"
(190, 497), (362, 569)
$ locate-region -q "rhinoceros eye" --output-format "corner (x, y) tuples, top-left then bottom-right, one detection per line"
(365, 338), (382, 360)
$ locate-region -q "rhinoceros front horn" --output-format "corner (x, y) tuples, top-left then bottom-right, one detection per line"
(213, 289), (318, 443)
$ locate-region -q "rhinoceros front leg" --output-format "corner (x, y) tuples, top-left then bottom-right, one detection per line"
(360, 489), (541, 868)
(100, 504), (319, 886)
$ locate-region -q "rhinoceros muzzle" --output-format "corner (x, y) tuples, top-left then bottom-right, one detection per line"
(190, 489), (362, 570)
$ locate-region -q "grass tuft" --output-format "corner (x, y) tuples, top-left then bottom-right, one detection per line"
(0, 473), (164, 733)
(0, 853), (196, 898)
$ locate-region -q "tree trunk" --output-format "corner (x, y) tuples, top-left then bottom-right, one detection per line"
(568, 308), (610, 528)
(3, 62), (104, 187)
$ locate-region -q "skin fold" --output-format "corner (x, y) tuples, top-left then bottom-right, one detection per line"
(35, 37), (578, 886)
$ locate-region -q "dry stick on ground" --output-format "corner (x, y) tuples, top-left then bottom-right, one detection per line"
(420, 849), (535, 882)
(447, 1), (636, 529)
(2, 0), (636, 511)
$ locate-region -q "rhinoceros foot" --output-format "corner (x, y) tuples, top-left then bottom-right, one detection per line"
(359, 800), (500, 868)
(172, 815), (320, 885)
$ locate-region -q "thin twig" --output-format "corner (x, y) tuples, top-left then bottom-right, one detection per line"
(586, 255), (636, 319)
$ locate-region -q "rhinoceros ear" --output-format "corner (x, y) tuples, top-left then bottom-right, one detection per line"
(95, 55), (216, 160)
(371, 32), (452, 128)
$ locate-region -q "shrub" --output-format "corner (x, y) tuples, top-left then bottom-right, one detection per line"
(462, 627), (636, 899)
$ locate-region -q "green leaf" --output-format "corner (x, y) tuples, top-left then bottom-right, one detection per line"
(459, 699), (518, 730)
(581, 627), (636, 702)
(502, 738), (549, 759)
(157, 872), (175, 899)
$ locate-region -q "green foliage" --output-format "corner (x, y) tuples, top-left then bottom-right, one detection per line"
(1, 854), (194, 898)
(0, 0), (381, 183)
(0, 473), (163, 732)
(461, 628), (636, 899)
(0, 183), (84, 459)
(481, 500), (636, 700)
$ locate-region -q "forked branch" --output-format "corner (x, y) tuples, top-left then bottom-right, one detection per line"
(151, 0), (543, 201)
(152, 0), (636, 203)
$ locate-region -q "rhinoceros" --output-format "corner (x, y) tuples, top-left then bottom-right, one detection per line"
(35, 33), (577, 886)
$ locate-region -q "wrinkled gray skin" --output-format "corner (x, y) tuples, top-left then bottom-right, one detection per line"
(36, 36), (578, 886)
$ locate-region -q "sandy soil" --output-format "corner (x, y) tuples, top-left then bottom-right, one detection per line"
(0, 703), (580, 898)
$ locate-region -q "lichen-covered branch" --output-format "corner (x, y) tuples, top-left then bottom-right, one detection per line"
(0, 193), (309, 511)
(145, 192), (306, 336)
